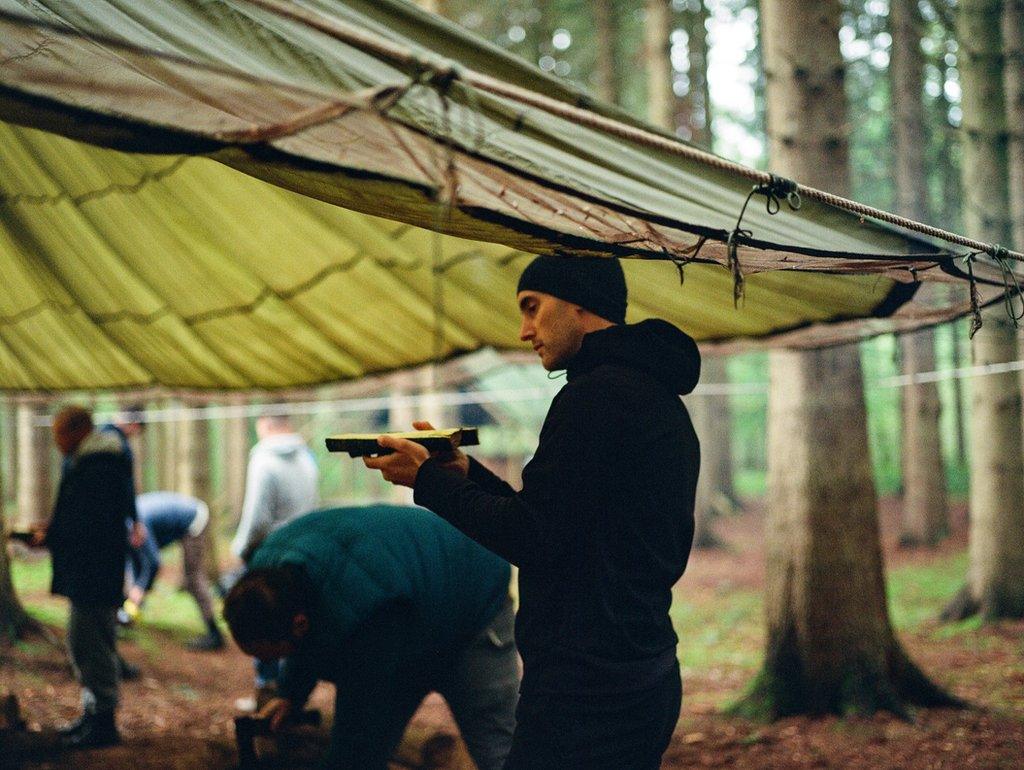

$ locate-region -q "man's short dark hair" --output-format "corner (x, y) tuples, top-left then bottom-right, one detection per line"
(222, 565), (312, 646)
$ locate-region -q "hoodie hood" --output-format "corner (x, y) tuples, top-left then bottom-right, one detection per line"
(255, 433), (309, 458)
(567, 319), (701, 395)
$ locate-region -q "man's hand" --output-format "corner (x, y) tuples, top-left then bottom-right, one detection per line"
(257, 696), (293, 733)
(362, 421), (469, 488)
(129, 520), (147, 549)
(29, 526), (47, 548)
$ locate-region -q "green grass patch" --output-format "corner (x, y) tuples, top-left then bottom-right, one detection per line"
(671, 589), (763, 672)
(10, 557), (52, 594)
(886, 551), (968, 631)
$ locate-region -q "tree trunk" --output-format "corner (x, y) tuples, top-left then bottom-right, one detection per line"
(176, 403), (221, 583)
(224, 395), (250, 523)
(948, 323), (968, 466)
(684, 0), (713, 149)
(16, 399), (51, 531)
(943, 0), (1024, 620)
(734, 0), (957, 717)
(691, 356), (736, 549)
(1, 420), (46, 644)
(645, 0), (674, 130)
(1004, 0), (1024, 427)
(890, 0), (948, 546)
(1, 398), (16, 509)
(899, 330), (949, 545)
(1, 507), (35, 644)
(593, 0), (620, 105)
(161, 399), (178, 491)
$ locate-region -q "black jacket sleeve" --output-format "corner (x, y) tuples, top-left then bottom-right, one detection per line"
(414, 460), (547, 568)
(414, 380), (621, 569)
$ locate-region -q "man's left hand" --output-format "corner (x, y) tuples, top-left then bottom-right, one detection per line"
(362, 435), (430, 488)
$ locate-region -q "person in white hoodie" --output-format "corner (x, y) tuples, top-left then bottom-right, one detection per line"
(230, 413), (320, 562)
(228, 412), (319, 709)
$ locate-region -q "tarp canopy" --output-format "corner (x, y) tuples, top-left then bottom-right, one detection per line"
(0, 0), (1008, 392)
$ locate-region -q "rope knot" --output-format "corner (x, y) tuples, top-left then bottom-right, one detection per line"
(426, 64), (461, 93)
(755, 174), (802, 215)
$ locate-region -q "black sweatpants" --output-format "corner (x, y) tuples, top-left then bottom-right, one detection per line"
(503, 665), (681, 770)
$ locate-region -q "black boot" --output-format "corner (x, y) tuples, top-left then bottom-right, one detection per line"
(186, 619), (224, 651)
(59, 711), (120, 749)
(117, 654), (141, 681)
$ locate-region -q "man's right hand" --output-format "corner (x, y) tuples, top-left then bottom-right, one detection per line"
(257, 697), (293, 733)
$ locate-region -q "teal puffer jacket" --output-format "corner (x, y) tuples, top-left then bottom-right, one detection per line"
(250, 505), (510, 658)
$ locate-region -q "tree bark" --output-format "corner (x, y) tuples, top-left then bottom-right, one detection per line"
(899, 330), (949, 546)
(684, 0), (713, 149)
(161, 399), (178, 491)
(1003, 0), (1024, 423)
(691, 356), (736, 549)
(176, 403), (220, 582)
(593, 0), (620, 105)
(1, 410), (47, 645)
(645, 0), (674, 130)
(1, 398), (15, 509)
(224, 395), (250, 523)
(941, 0), (1024, 622)
(734, 0), (957, 717)
(16, 400), (51, 531)
(890, 0), (948, 546)
(1, 500), (36, 644)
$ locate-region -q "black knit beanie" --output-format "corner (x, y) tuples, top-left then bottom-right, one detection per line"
(516, 256), (627, 324)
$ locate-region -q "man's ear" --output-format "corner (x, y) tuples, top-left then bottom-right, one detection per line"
(292, 613), (310, 639)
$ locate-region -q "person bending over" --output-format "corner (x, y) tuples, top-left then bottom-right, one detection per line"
(223, 505), (518, 770)
(124, 491), (224, 651)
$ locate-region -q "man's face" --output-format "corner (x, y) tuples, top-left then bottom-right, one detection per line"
(518, 291), (585, 371)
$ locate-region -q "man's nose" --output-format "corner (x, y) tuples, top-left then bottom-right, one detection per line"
(519, 317), (532, 341)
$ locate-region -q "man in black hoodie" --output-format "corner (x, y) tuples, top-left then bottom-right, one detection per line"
(364, 256), (700, 770)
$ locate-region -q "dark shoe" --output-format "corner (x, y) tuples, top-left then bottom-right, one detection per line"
(186, 632), (225, 652)
(59, 711), (120, 749)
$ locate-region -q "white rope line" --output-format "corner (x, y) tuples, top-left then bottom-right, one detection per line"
(29, 358), (1024, 426)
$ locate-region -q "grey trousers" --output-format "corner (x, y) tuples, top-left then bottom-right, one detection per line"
(67, 603), (119, 714)
(180, 530), (215, 621)
(439, 598), (519, 770)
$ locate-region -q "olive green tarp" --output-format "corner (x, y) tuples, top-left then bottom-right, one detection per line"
(0, 0), (1004, 391)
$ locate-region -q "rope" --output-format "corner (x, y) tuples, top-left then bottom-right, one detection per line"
(726, 175), (803, 306)
(988, 244), (1024, 327)
(27, 355), (1024, 428)
(236, 0), (1024, 265)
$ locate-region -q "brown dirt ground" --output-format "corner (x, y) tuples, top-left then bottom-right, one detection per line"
(2, 499), (1023, 769)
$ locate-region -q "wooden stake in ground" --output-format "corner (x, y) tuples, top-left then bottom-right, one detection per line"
(942, 0), (1024, 622)
(733, 0), (957, 717)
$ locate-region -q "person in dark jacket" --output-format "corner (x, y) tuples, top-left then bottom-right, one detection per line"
(124, 491), (224, 651)
(35, 405), (139, 749)
(222, 505), (518, 770)
(364, 256), (700, 770)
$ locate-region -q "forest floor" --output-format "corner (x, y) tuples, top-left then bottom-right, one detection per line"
(2, 498), (1023, 769)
